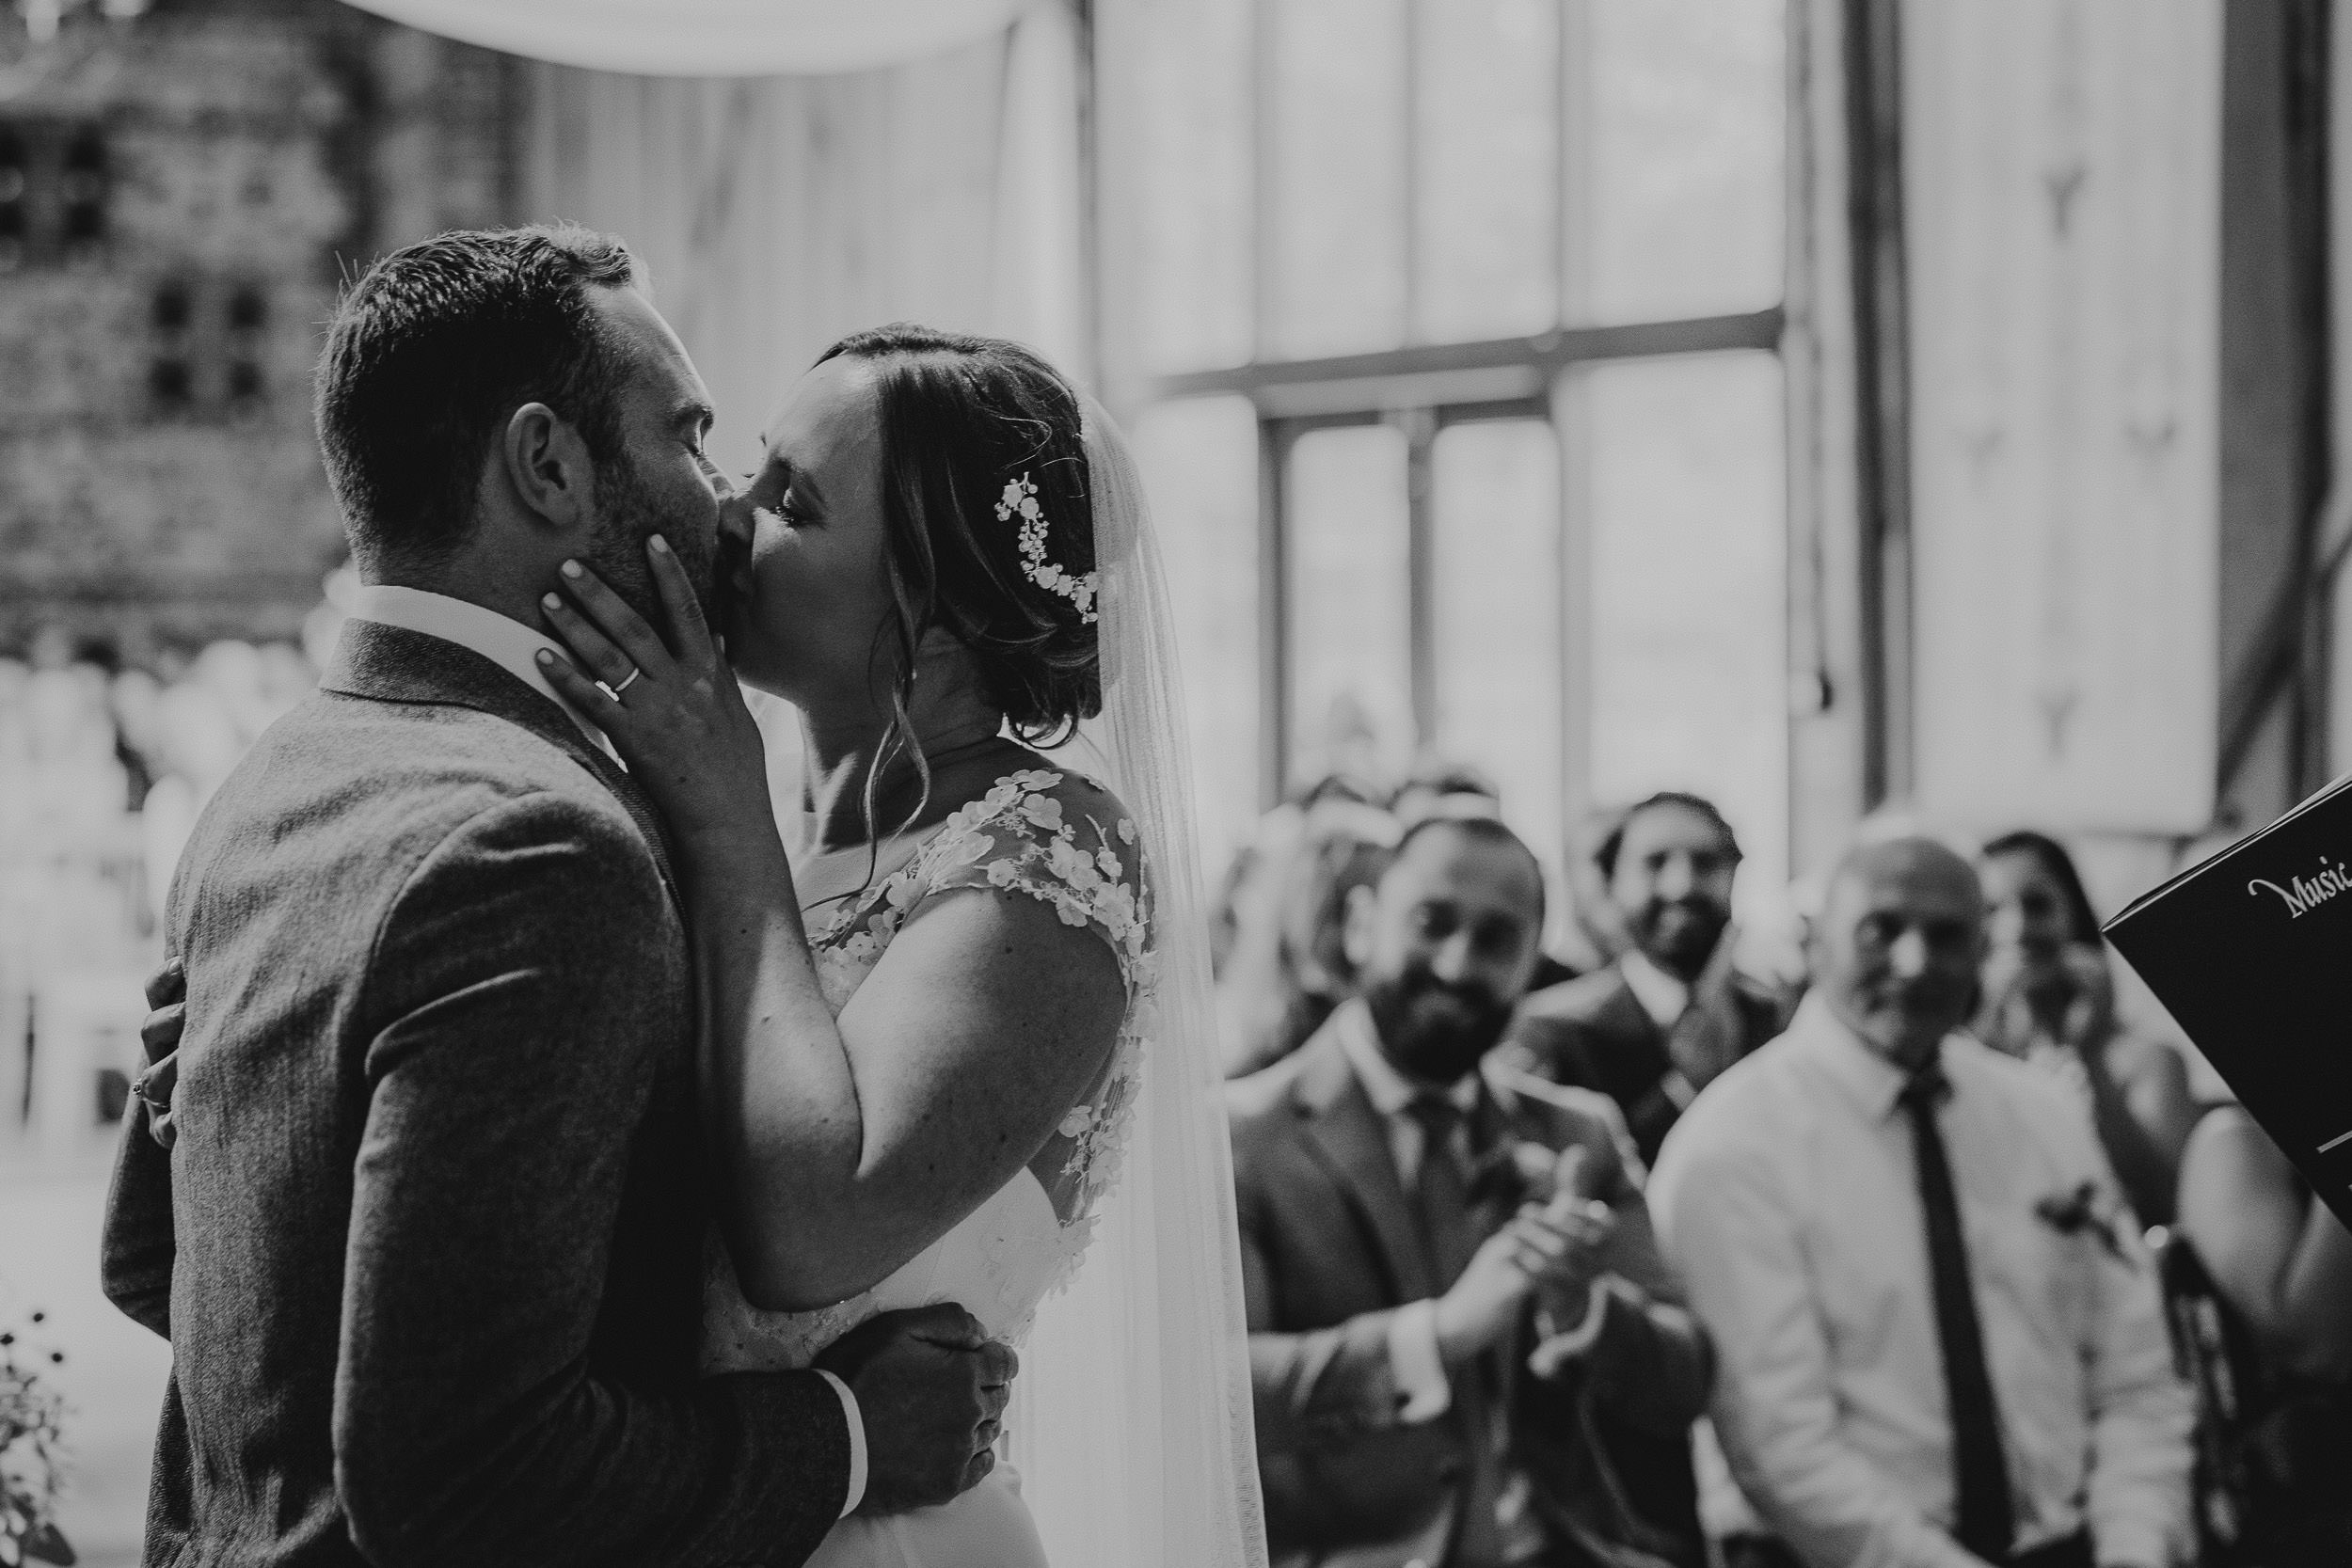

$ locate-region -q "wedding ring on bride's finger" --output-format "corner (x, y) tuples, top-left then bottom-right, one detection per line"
(612, 666), (644, 696)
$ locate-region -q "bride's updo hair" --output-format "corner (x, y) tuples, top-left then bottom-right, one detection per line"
(816, 324), (1101, 746)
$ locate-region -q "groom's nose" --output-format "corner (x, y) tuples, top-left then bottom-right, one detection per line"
(695, 451), (737, 500)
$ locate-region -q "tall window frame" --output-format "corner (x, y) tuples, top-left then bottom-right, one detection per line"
(1100, 0), (1795, 886)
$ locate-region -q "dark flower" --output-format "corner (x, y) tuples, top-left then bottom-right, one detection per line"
(2034, 1180), (2127, 1262)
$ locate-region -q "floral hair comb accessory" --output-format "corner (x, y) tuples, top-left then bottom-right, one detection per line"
(996, 473), (1099, 625)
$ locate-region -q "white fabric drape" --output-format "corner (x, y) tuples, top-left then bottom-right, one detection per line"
(1906, 0), (2222, 835)
(340, 0), (1041, 76)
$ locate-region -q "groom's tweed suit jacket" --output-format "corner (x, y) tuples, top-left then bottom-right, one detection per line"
(102, 618), (850, 1568)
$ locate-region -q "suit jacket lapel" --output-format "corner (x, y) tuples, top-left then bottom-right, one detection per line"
(322, 618), (683, 908)
(1290, 1022), (1436, 1303)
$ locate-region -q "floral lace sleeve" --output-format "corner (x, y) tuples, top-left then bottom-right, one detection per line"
(914, 768), (1156, 1227)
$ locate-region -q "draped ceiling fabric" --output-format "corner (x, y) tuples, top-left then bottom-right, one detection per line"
(512, 3), (1089, 483)
(341, 0), (1041, 76)
(1906, 0), (2222, 835)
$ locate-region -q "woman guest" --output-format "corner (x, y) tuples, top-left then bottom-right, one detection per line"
(2172, 1106), (2352, 1564)
(1975, 830), (2201, 1227)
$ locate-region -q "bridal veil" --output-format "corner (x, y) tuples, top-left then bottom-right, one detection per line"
(1004, 394), (1268, 1568)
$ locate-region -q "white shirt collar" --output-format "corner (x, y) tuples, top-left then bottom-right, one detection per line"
(347, 584), (614, 759)
(1335, 998), (1481, 1118)
(1783, 990), (1942, 1121)
(1620, 949), (1692, 1032)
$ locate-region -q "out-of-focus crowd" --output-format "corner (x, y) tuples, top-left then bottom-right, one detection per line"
(1215, 768), (2352, 1568)
(0, 585), (345, 1148)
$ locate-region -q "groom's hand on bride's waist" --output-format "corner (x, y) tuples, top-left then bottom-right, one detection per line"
(815, 1302), (1019, 1516)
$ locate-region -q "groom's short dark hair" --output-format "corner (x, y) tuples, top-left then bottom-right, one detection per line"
(315, 223), (641, 570)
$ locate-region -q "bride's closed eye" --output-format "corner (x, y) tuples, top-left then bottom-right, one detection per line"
(769, 486), (813, 528)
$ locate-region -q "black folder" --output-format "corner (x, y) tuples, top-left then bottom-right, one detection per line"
(2105, 775), (2352, 1229)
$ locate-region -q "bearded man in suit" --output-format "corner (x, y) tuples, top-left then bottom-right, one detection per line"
(1231, 815), (1712, 1568)
(1502, 793), (1787, 1167)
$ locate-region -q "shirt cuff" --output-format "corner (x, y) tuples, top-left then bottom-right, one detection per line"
(1386, 1299), (1453, 1423)
(814, 1368), (866, 1517)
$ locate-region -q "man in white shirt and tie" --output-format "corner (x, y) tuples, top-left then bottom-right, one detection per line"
(1649, 834), (2191, 1568)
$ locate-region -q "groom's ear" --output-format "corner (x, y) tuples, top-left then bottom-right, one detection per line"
(500, 401), (595, 532)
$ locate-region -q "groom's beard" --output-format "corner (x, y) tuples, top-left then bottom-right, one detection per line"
(587, 451), (722, 626)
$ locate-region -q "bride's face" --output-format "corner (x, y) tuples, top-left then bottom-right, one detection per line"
(723, 356), (894, 703)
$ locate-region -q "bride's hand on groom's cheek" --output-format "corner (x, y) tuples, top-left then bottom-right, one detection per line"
(536, 538), (773, 846)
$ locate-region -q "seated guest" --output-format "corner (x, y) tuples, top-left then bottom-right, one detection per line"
(1391, 760), (1578, 994)
(1221, 795), (1402, 1078)
(1651, 835), (2192, 1568)
(2170, 1103), (2352, 1565)
(1231, 815), (1712, 1568)
(1503, 792), (1784, 1166)
(1975, 831), (2200, 1227)
(1557, 802), (1632, 976)
(1211, 772), (1386, 981)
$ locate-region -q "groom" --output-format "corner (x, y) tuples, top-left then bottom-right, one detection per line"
(101, 225), (1009, 1566)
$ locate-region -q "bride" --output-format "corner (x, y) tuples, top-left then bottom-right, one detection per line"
(533, 325), (1263, 1568)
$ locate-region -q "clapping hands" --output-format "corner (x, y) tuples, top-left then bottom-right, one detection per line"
(1432, 1147), (1615, 1365)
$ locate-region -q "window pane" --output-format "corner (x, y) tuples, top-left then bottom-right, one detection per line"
(1133, 395), (1263, 873)
(1287, 422), (1411, 789)
(1122, 0), (1255, 372)
(1273, 0), (1408, 357)
(1432, 419), (1565, 879)
(1584, 351), (1788, 899)
(1581, 0), (1786, 325)
(1415, 0), (1559, 342)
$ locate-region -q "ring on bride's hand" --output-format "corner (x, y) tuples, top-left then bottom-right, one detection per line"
(612, 666), (644, 696)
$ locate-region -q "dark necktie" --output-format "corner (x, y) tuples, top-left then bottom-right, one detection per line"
(1406, 1095), (1504, 1567)
(1407, 1096), (1478, 1287)
(1899, 1062), (2016, 1561)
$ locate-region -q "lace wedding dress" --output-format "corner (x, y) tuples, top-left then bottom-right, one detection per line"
(703, 768), (1153, 1568)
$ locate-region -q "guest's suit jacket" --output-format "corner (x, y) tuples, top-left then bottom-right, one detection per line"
(1230, 1010), (1713, 1568)
(1502, 964), (1786, 1169)
(101, 620), (850, 1568)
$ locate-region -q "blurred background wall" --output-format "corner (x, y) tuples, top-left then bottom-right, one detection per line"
(0, 0), (2342, 1558)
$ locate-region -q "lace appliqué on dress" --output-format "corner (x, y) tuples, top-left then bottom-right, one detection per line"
(702, 768), (1155, 1371)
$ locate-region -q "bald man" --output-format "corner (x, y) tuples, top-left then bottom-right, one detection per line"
(1648, 838), (2190, 1568)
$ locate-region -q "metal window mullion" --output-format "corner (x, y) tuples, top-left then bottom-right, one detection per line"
(1403, 0), (1422, 344)
(1259, 417), (1293, 808)
(1558, 0), (1591, 326)
(1148, 307), (1785, 404)
(1400, 406), (1439, 754)
(1844, 0), (1913, 810)
(1250, 0), (1279, 364)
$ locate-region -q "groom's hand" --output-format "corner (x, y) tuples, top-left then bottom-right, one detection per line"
(815, 1302), (1018, 1515)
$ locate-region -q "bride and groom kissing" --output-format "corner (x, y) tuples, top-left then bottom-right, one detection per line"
(103, 224), (1263, 1568)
